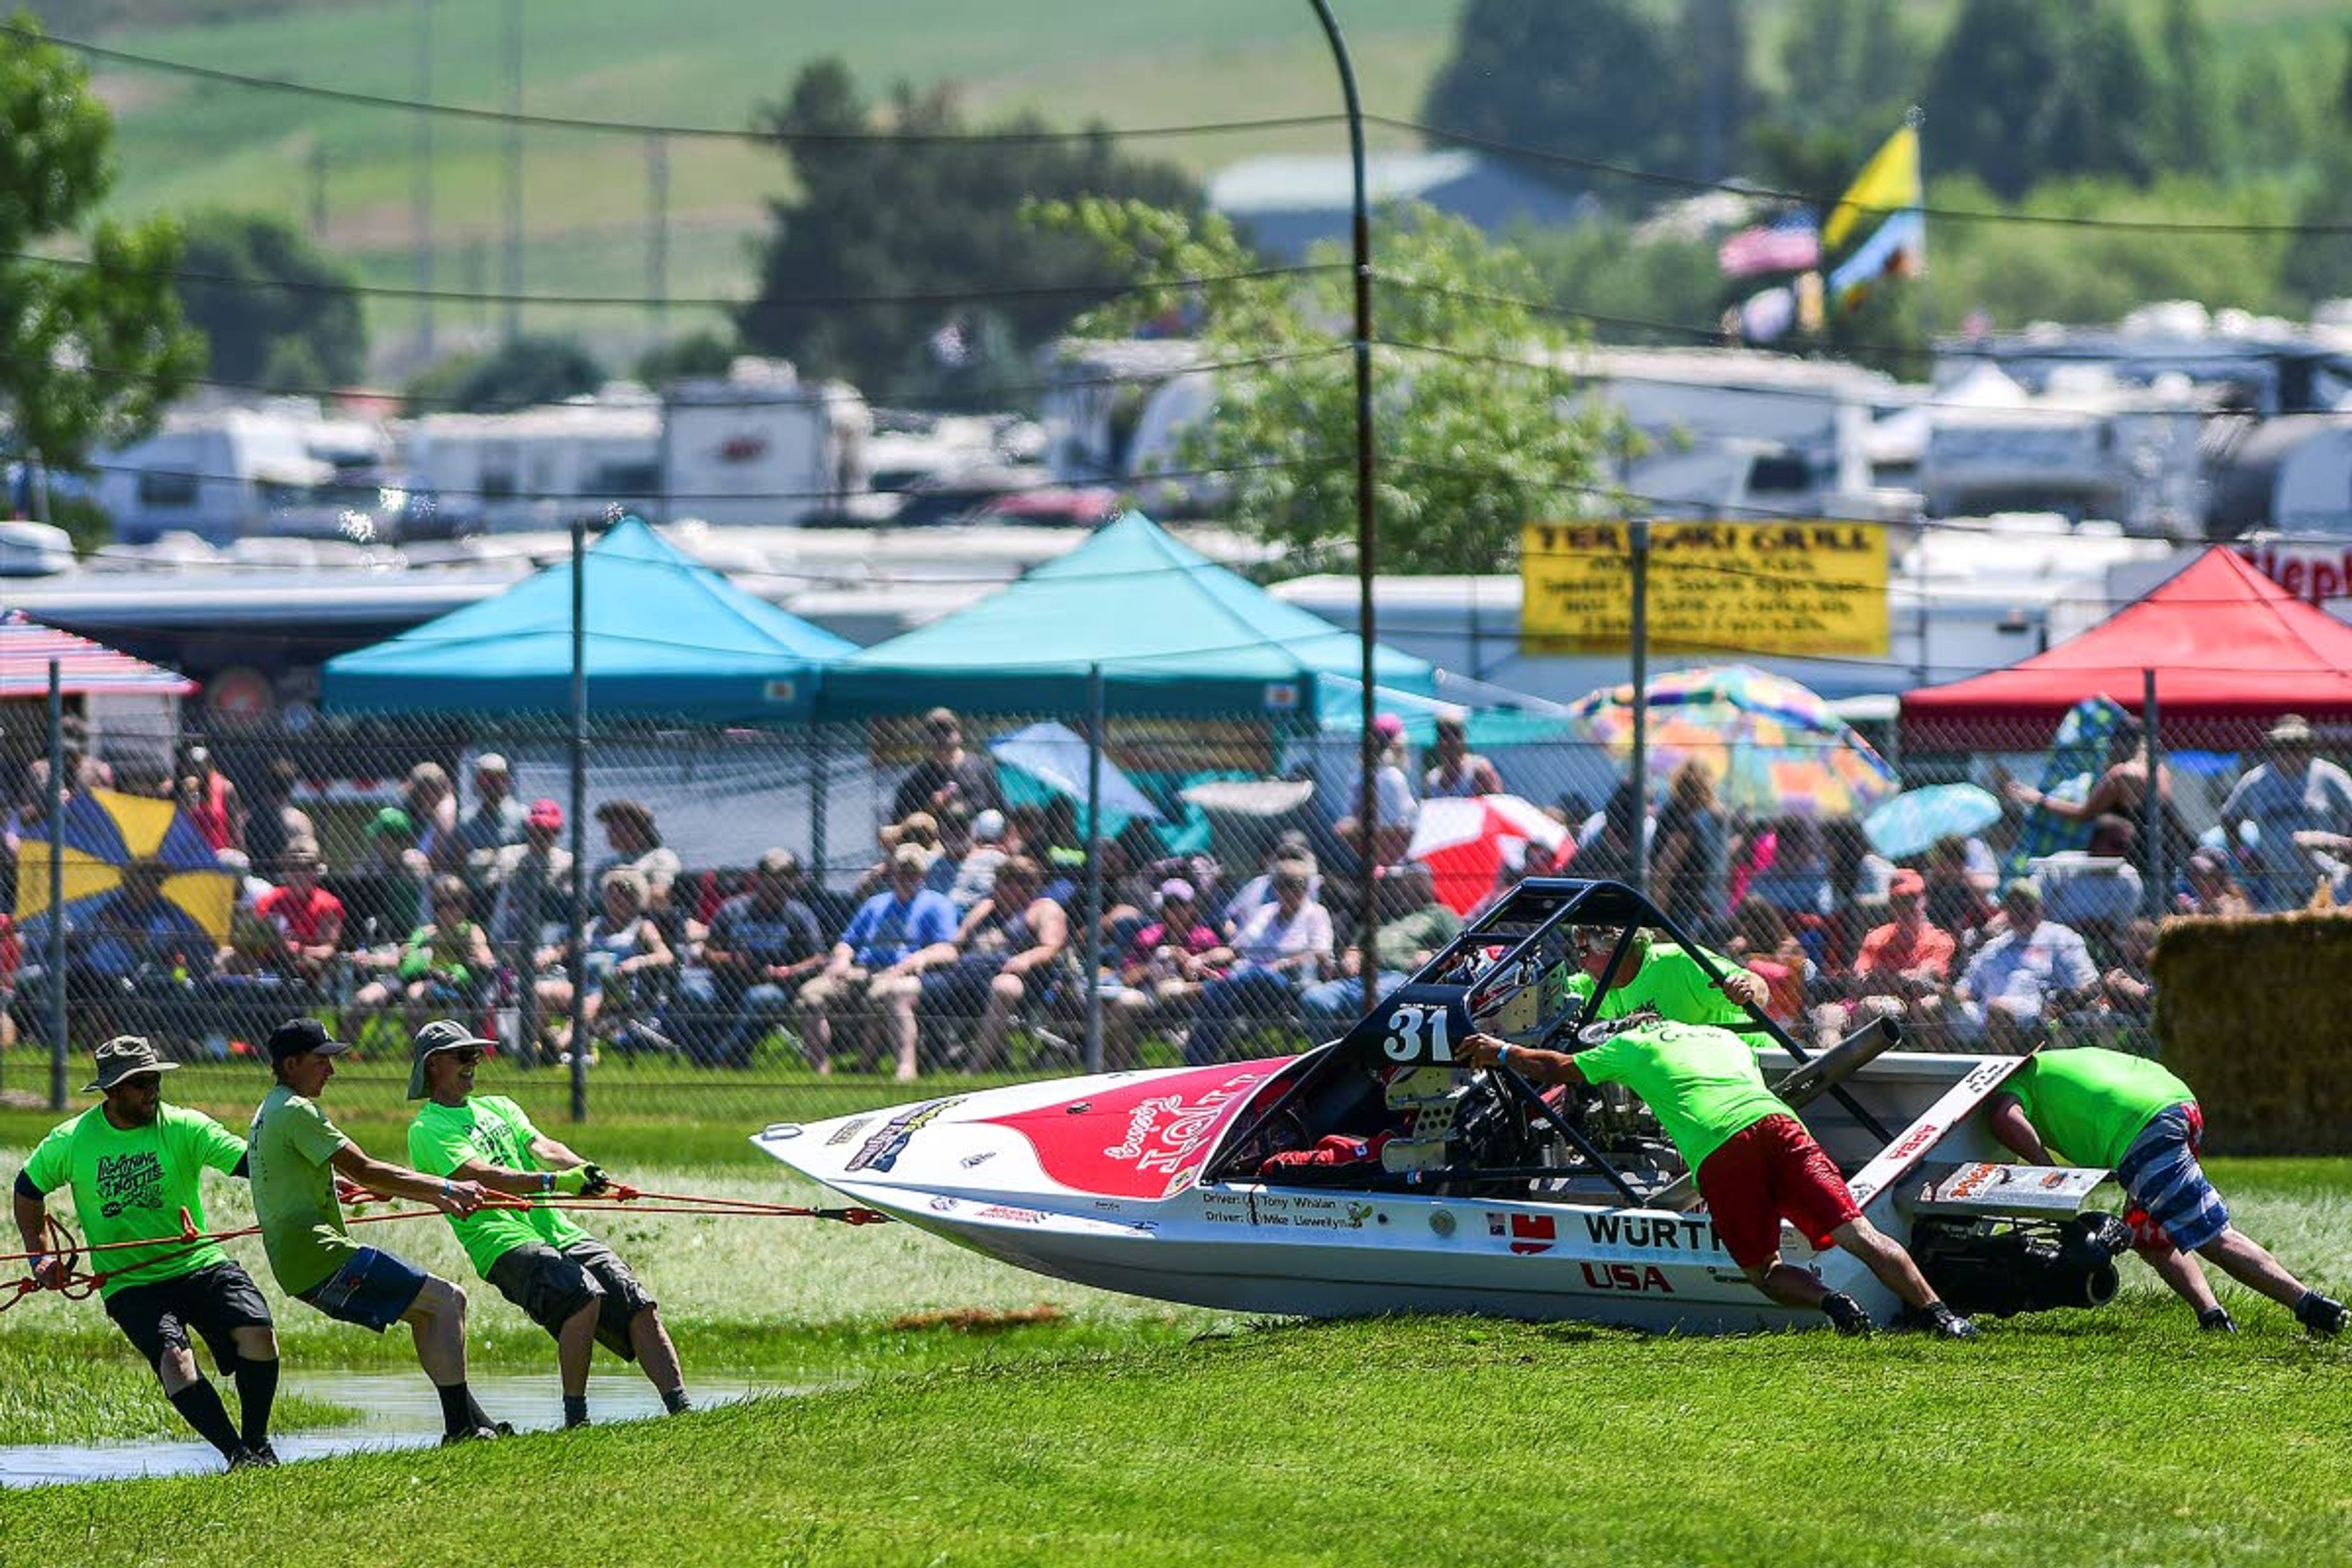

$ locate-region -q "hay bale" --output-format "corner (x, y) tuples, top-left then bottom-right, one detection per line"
(2152, 910), (2352, 1155)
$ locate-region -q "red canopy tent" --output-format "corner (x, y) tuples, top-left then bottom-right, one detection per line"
(1901, 546), (2352, 751)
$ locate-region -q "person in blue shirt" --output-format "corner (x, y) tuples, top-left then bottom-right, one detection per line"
(794, 844), (957, 1080)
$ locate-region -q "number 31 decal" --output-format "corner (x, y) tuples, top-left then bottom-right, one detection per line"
(1382, 1003), (1455, 1063)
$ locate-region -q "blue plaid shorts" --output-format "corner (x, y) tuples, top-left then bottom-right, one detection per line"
(2113, 1103), (2230, 1255)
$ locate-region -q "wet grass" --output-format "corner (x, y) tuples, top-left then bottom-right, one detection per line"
(0, 1341), (351, 1446)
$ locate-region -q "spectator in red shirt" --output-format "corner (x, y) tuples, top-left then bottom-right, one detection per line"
(1812, 868), (1959, 1049)
(253, 840), (345, 987)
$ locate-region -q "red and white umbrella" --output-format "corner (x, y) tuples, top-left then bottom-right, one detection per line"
(1407, 794), (1569, 915)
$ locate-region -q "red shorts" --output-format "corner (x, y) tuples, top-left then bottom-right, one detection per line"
(1696, 1114), (1863, 1270)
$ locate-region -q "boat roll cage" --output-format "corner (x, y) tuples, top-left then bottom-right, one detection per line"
(1206, 878), (1896, 1192)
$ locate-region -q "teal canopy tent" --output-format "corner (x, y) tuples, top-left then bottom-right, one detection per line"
(321, 518), (854, 720)
(816, 512), (1435, 719)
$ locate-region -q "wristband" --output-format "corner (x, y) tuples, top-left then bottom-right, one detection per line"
(542, 1171), (556, 1195)
(442, 1180), (456, 1202)
(1496, 1043), (1514, 1069)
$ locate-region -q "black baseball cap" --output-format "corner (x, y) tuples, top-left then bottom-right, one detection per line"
(267, 1017), (351, 1064)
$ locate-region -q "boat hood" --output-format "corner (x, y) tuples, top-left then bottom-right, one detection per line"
(754, 1058), (1300, 1204)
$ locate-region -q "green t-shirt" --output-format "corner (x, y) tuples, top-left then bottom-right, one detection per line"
(1574, 1019), (1793, 1173)
(20, 1104), (246, 1298)
(407, 1095), (587, 1277)
(2003, 1048), (2195, 1169)
(1553, 942), (1766, 1038)
(246, 1084), (357, 1295)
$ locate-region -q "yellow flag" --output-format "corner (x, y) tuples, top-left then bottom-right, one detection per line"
(1822, 124), (1920, 252)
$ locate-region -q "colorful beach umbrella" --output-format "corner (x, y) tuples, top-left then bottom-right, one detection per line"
(1566, 664), (1899, 820)
(1863, 783), (2003, 860)
(1406, 794), (1569, 914)
(16, 786), (236, 943)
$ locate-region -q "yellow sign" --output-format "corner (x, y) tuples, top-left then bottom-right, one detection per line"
(1520, 520), (1889, 657)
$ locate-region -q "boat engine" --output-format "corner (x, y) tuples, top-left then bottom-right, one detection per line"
(1909, 1212), (2135, 1317)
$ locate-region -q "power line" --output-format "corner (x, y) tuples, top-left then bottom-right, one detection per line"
(13, 22), (1347, 146)
(1373, 334), (2237, 425)
(25, 22), (2342, 239)
(0, 341), (1340, 415)
(1383, 115), (2350, 238)
(5, 243), (1336, 312)
(48, 448), (1343, 508)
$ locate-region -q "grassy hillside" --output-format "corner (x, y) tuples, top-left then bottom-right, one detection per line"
(74, 0), (1459, 370)
(58, 0), (2352, 376)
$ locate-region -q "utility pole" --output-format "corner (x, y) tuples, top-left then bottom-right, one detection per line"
(308, 143), (329, 241)
(414, 0), (436, 361)
(502, 0), (523, 344)
(646, 133), (669, 347)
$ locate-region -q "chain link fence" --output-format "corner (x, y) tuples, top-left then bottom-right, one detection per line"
(3, 683), (2336, 1124)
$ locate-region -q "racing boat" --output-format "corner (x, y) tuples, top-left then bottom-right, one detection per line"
(756, 880), (2130, 1332)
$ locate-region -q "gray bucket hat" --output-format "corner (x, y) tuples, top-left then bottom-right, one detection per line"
(84, 1036), (177, 1094)
(407, 1019), (496, 1101)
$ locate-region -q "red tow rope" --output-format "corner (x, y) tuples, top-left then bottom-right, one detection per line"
(2, 1182), (889, 1312)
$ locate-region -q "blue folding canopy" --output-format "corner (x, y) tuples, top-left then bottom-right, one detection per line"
(322, 518), (854, 721)
(818, 511), (1435, 719)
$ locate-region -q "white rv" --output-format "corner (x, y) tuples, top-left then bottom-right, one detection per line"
(96, 407), (338, 545)
(404, 392), (663, 533)
(658, 358), (869, 526)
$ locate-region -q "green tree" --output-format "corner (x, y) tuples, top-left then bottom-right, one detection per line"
(1517, 221), (1727, 347)
(1775, 0), (1920, 136)
(1922, 0), (2158, 199)
(1033, 198), (1627, 574)
(738, 60), (1200, 397)
(1422, 0), (1687, 197)
(635, 329), (738, 388)
(2228, 46), (2315, 178)
(1681, 0), (1754, 181)
(2280, 29), (2352, 303)
(0, 15), (202, 493)
(403, 336), (605, 413)
(2152, 0), (2220, 176)
(173, 209), (366, 391)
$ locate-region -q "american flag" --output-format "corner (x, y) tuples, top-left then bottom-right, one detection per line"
(1717, 216), (1821, 280)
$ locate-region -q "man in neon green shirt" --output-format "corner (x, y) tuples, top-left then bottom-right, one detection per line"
(246, 1017), (511, 1444)
(405, 1020), (690, 1428)
(11, 1036), (281, 1470)
(1549, 928), (1771, 1040)
(1461, 1013), (1977, 1338)
(1988, 1046), (2346, 1336)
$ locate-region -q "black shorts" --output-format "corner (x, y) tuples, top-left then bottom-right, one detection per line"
(104, 1261), (273, 1372)
(484, 1237), (656, 1361)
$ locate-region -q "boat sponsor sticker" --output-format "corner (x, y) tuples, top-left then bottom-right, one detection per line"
(824, 1117), (870, 1148)
(1580, 1261), (1675, 1295)
(980, 1064), (1282, 1199)
(845, 1097), (964, 1174)
(1488, 1212), (1557, 1255)
(1582, 1212), (1722, 1253)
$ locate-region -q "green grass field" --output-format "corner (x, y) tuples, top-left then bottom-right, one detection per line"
(1, 1114), (2346, 1562)
(6, 1305), (2350, 1564)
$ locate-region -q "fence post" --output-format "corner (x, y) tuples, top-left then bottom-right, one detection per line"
(1082, 663), (1106, 1073)
(1629, 518), (1651, 894)
(807, 722), (829, 886)
(2142, 667), (2165, 919)
(568, 518), (589, 1122)
(47, 658), (66, 1112)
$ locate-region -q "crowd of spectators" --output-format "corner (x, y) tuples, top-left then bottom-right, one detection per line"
(6, 703), (2349, 1077)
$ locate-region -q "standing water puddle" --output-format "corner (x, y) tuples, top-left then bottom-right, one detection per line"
(0, 1369), (813, 1487)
